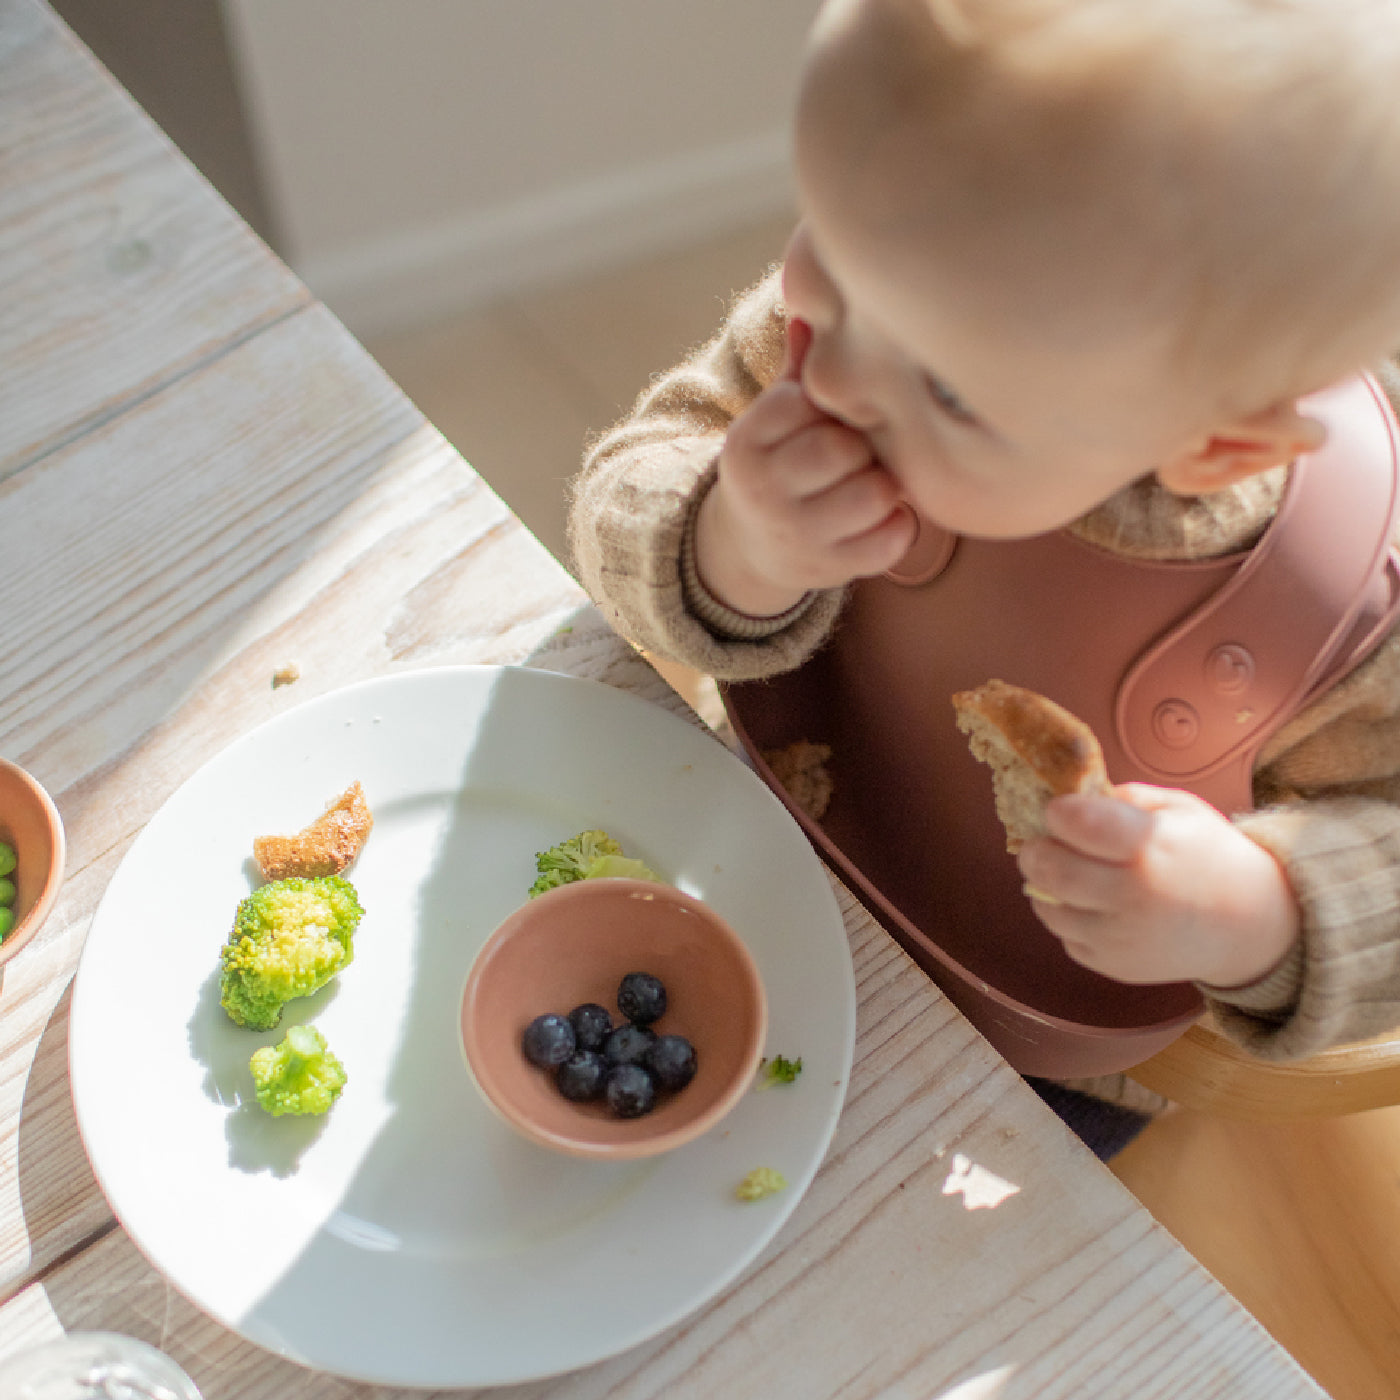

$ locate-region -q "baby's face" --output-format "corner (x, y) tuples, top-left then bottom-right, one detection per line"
(786, 0), (1219, 539)
(780, 217), (1196, 540)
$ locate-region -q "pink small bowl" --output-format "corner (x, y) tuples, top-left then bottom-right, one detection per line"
(0, 758), (66, 971)
(461, 879), (767, 1160)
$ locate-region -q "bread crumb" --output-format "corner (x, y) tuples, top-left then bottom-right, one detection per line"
(254, 782), (374, 880)
(762, 739), (834, 820)
(272, 663), (301, 689)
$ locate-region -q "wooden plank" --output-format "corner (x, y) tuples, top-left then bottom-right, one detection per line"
(0, 860), (118, 1301)
(0, 0), (310, 476)
(0, 302), (579, 803)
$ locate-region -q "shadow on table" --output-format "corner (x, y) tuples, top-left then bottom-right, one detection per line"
(15, 983), (114, 1275)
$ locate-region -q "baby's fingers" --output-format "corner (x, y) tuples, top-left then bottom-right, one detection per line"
(726, 379), (833, 453)
(1018, 836), (1140, 915)
(1026, 903), (1158, 984)
(811, 488), (916, 577)
(1043, 791), (1155, 862)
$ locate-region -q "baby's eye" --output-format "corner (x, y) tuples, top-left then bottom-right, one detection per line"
(923, 372), (977, 425)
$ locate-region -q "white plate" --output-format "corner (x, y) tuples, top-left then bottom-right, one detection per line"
(69, 666), (855, 1387)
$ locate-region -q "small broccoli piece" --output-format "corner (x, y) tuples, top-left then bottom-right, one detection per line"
(220, 875), (363, 1030)
(528, 829), (661, 897)
(735, 1167), (788, 1201)
(584, 853), (661, 883)
(250, 1024), (347, 1116)
(528, 829), (620, 896)
(758, 1054), (804, 1087)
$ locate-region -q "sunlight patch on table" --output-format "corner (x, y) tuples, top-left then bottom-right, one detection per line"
(941, 1154), (1021, 1211)
(934, 1364), (1017, 1399)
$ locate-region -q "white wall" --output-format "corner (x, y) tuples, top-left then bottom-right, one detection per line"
(221, 0), (819, 337)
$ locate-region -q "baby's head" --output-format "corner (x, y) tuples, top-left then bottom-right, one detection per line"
(784, 0), (1400, 538)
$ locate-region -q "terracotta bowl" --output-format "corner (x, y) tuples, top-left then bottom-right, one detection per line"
(0, 758), (66, 972)
(461, 879), (767, 1160)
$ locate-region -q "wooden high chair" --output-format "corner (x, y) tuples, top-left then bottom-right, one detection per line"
(1128, 1015), (1400, 1118)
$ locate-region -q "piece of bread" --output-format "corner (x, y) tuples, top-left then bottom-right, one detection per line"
(761, 739), (834, 821)
(951, 680), (1109, 853)
(254, 781), (374, 880)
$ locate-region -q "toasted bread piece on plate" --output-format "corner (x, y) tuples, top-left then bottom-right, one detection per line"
(952, 680), (1109, 853)
(254, 781), (374, 880)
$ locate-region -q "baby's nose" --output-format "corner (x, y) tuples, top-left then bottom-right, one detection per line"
(781, 224), (840, 327)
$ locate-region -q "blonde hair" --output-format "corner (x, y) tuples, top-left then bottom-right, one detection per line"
(803, 0), (1400, 409)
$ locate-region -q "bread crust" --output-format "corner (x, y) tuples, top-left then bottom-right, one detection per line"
(952, 679), (1109, 852)
(253, 781), (374, 880)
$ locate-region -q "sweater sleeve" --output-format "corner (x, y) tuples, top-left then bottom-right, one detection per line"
(565, 266), (845, 681)
(1206, 623), (1400, 1058)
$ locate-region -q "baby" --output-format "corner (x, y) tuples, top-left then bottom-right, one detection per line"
(569, 0), (1400, 1147)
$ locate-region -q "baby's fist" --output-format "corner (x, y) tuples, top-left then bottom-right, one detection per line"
(1019, 784), (1300, 989)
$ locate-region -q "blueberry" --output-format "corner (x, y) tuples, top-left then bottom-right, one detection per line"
(646, 1034), (697, 1092)
(605, 1063), (657, 1118)
(603, 1023), (656, 1066)
(617, 972), (667, 1025)
(521, 1013), (575, 1068)
(568, 1002), (613, 1052)
(555, 1049), (607, 1101)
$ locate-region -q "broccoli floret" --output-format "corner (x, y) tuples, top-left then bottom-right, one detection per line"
(758, 1054), (804, 1087)
(529, 829), (620, 896)
(250, 1024), (347, 1116)
(528, 829), (661, 897)
(220, 875), (363, 1030)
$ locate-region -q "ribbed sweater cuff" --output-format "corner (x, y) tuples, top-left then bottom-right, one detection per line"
(1197, 940), (1305, 1016)
(679, 466), (817, 641)
(1205, 799), (1400, 1058)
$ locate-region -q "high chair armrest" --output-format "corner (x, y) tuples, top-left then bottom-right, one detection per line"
(1127, 1017), (1400, 1119)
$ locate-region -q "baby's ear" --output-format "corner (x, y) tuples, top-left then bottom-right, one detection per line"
(1156, 399), (1327, 496)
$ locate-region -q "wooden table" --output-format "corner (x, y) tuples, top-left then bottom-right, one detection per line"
(0, 4), (1329, 1396)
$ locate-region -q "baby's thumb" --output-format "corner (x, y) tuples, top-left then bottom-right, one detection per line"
(781, 316), (812, 382)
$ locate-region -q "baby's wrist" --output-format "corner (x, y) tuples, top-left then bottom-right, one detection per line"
(1201, 844), (1302, 989)
(1199, 937), (1304, 1012)
(691, 479), (810, 619)
(680, 480), (814, 640)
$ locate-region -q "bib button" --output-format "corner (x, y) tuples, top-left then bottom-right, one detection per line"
(1206, 644), (1255, 695)
(1152, 699), (1200, 749)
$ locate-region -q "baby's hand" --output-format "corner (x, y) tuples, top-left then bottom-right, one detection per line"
(1017, 783), (1300, 989)
(691, 320), (915, 618)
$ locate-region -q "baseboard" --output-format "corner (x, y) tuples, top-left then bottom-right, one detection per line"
(295, 131), (796, 339)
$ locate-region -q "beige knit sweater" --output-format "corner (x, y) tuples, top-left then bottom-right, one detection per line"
(568, 266), (1400, 1090)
